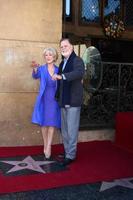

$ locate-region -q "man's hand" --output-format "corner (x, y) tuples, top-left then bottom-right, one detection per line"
(52, 74), (62, 80)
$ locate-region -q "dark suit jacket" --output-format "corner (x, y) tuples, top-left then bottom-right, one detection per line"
(55, 51), (85, 107)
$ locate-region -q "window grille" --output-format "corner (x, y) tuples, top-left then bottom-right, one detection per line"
(81, 0), (100, 23)
(104, 0), (120, 17)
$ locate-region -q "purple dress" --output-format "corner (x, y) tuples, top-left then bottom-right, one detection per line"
(42, 69), (61, 128)
(32, 65), (61, 128)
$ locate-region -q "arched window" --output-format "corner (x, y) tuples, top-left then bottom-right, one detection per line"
(63, 0), (72, 22)
(124, 0), (133, 26)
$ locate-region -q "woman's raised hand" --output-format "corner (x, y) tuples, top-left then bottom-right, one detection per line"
(31, 60), (39, 68)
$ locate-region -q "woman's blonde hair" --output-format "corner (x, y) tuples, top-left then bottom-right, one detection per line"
(43, 47), (58, 62)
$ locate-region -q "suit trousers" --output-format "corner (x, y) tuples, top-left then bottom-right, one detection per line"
(61, 106), (81, 160)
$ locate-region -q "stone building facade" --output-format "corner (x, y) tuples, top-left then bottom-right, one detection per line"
(0, 0), (114, 146)
(0, 0), (62, 146)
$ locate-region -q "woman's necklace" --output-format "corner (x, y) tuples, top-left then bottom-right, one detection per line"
(48, 65), (55, 77)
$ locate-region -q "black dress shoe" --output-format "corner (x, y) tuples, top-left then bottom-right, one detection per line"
(58, 153), (65, 159)
(59, 158), (74, 166)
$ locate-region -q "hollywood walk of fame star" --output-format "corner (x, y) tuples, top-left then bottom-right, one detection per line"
(100, 177), (133, 192)
(0, 156), (55, 174)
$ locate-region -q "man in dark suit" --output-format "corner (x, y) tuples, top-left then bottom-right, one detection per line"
(53, 38), (85, 166)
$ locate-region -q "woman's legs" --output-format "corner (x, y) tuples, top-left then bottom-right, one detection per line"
(45, 127), (55, 158)
(41, 126), (48, 155)
(41, 126), (55, 158)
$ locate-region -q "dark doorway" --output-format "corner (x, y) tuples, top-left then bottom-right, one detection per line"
(91, 38), (133, 63)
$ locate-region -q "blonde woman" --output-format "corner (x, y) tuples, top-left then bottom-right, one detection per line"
(31, 48), (61, 159)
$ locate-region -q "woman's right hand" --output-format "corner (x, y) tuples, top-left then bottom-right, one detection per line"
(31, 60), (39, 68)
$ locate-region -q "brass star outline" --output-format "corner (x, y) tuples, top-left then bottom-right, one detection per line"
(100, 177), (133, 191)
(0, 156), (55, 174)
